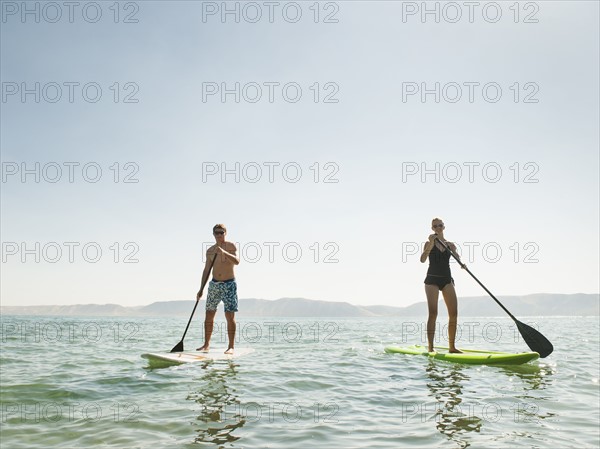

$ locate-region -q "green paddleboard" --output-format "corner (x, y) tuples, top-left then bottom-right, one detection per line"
(385, 345), (539, 365)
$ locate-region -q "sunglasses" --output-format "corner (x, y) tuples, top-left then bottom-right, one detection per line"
(213, 231), (225, 235)
(432, 223), (445, 228)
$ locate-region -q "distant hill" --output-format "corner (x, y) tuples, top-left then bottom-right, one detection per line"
(1, 294), (597, 317)
(393, 293), (599, 316)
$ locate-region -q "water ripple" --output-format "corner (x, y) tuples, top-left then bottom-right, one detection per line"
(1, 316), (598, 448)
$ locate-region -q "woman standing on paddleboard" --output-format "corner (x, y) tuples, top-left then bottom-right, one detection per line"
(420, 218), (464, 353)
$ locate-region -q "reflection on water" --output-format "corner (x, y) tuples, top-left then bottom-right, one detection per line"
(425, 360), (556, 448)
(425, 361), (481, 449)
(498, 362), (555, 393)
(187, 361), (245, 446)
(498, 363), (557, 424)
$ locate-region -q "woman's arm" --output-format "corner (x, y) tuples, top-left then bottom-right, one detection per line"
(447, 242), (466, 268)
(420, 234), (436, 263)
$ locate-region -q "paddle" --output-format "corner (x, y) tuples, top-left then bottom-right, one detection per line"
(434, 237), (554, 358)
(170, 253), (218, 353)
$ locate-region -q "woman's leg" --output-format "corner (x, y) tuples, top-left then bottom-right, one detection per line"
(425, 284), (440, 352)
(441, 283), (461, 353)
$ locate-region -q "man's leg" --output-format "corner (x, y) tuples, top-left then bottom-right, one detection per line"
(197, 310), (217, 351)
(224, 311), (236, 354)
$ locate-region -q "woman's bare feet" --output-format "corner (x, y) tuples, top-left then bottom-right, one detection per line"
(196, 345), (209, 352)
(224, 348), (234, 354)
(449, 348), (463, 353)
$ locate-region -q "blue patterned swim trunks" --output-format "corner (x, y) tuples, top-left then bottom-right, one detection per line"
(205, 279), (238, 313)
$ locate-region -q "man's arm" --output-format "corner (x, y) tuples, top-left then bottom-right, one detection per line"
(201, 254), (214, 283)
(217, 243), (240, 265)
(196, 251), (216, 300)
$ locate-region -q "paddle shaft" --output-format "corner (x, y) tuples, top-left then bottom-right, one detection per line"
(179, 253), (218, 342)
(434, 237), (518, 321)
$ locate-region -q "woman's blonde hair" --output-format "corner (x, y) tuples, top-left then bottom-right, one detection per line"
(431, 217), (443, 226)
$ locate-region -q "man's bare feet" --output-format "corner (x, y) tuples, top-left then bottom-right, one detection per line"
(224, 348), (234, 355)
(449, 348), (463, 353)
(196, 346), (209, 352)
(428, 347), (435, 353)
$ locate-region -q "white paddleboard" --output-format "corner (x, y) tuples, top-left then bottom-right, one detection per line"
(142, 348), (255, 365)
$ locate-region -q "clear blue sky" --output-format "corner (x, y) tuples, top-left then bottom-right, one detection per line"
(1, 1), (598, 307)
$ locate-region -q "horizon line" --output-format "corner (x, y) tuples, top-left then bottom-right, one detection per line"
(2, 292), (598, 309)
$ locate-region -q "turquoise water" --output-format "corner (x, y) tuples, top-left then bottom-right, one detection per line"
(1, 315), (598, 448)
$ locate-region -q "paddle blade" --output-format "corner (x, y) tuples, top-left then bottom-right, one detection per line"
(515, 320), (553, 358)
(170, 341), (184, 353)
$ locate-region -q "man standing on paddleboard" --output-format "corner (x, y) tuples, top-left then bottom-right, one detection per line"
(196, 224), (240, 354)
(420, 218), (465, 354)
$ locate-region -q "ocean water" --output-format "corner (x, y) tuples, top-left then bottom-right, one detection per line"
(1, 315), (598, 449)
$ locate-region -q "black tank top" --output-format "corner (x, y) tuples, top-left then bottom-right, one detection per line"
(427, 244), (452, 277)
